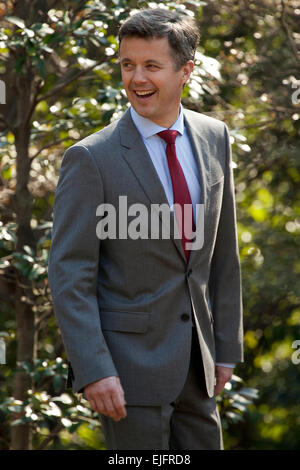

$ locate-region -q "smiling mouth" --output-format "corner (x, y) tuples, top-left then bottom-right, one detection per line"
(134, 90), (156, 99)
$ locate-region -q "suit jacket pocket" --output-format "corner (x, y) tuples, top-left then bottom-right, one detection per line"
(100, 310), (150, 333)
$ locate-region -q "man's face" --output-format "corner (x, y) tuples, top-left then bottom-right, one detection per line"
(120, 36), (194, 128)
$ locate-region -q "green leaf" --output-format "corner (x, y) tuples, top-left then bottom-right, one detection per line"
(225, 411), (244, 423)
(53, 374), (63, 392)
(5, 16), (25, 29)
(1, 164), (11, 180)
(23, 245), (35, 256)
(239, 387), (259, 400)
(36, 56), (46, 77)
(37, 23), (55, 36)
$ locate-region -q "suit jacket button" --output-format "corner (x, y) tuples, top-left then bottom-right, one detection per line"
(181, 313), (190, 322)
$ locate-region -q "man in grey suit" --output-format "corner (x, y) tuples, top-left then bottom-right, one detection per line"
(48, 8), (243, 450)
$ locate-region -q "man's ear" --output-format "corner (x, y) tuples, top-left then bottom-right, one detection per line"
(182, 60), (194, 85)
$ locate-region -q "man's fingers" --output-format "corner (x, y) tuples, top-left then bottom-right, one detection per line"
(89, 395), (108, 416)
(111, 390), (127, 420)
(103, 380), (127, 421)
(103, 388), (127, 421)
(214, 366), (233, 396)
(90, 394), (119, 420)
(214, 379), (226, 396)
(84, 376), (127, 421)
(104, 395), (121, 421)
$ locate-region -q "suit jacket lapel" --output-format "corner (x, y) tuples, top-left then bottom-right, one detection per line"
(118, 109), (185, 261)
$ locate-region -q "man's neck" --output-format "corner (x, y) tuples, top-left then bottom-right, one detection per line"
(131, 104), (183, 130)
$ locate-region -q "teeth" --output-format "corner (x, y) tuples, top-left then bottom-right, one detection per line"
(135, 91), (154, 96)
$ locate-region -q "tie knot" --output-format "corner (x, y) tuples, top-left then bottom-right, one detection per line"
(157, 130), (178, 145)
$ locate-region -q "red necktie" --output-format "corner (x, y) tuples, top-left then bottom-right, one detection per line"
(158, 130), (194, 261)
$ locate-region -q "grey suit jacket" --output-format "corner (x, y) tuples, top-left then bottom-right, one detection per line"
(48, 107), (243, 404)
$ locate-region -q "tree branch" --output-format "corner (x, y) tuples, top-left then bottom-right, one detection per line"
(280, 0), (300, 64)
(36, 424), (63, 450)
(29, 136), (79, 161)
(24, 78), (44, 129)
(36, 57), (112, 104)
(0, 114), (10, 129)
(34, 309), (53, 332)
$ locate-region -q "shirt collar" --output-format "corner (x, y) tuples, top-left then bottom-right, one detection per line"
(130, 105), (184, 140)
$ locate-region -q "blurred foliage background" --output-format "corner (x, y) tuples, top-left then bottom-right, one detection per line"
(0, 0), (299, 450)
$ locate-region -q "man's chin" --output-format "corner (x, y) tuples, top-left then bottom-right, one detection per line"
(131, 104), (155, 119)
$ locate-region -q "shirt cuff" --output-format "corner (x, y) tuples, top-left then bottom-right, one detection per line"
(216, 362), (235, 368)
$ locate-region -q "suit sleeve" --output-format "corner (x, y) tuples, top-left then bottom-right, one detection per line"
(209, 125), (244, 364)
(48, 144), (118, 392)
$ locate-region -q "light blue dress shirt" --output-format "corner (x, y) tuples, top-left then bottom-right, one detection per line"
(130, 105), (201, 222)
(130, 105), (235, 370)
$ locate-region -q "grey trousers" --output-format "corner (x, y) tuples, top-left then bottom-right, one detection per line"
(100, 328), (223, 450)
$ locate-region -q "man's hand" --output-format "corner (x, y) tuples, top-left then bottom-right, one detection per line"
(84, 376), (127, 422)
(214, 365), (233, 396)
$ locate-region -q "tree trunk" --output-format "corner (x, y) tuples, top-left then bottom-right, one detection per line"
(5, 3), (44, 447)
(10, 125), (36, 450)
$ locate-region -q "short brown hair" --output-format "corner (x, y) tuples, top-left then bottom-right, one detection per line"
(118, 8), (200, 70)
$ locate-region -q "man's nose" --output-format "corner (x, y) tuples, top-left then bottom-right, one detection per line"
(132, 67), (147, 84)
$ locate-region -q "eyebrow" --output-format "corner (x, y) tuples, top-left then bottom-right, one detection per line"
(121, 58), (164, 66)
